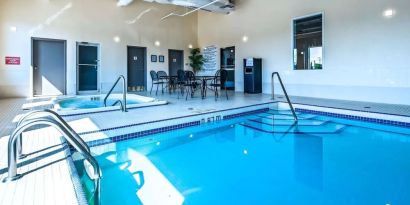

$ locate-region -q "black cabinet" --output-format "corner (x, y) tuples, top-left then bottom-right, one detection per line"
(244, 58), (262, 93)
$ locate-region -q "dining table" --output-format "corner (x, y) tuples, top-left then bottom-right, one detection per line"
(160, 75), (216, 99)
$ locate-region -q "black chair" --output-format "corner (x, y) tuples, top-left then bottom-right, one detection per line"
(157, 71), (170, 92)
(183, 71), (201, 100)
(149, 70), (165, 95)
(210, 69), (229, 100)
(176, 69), (186, 99)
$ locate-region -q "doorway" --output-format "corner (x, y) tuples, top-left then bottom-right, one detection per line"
(32, 38), (66, 96)
(168, 49), (184, 76)
(220, 46), (235, 90)
(127, 46), (147, 91)
(77, 42), (100, 94)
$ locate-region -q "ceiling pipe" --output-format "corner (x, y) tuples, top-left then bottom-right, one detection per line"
(160, 0), (221, 20)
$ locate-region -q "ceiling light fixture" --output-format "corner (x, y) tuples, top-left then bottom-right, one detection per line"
(113, 36), (121, 43)
(383, 9), (395, 18)
(188, 44), (193, 49)
(155, 40), (161, 47)
(10, 26), (17, 32)
(242, 35), (249, 43)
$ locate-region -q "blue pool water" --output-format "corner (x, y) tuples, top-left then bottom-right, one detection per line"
(75, 110), (410, 205)
(58, 98), (140, 109)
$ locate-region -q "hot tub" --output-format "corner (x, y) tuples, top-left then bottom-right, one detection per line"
(53, 94), (167, 115)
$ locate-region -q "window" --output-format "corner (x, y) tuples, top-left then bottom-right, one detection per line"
(293, 13), (323, 70)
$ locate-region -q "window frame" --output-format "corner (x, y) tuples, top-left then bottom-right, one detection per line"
(291, 12), (325, 71)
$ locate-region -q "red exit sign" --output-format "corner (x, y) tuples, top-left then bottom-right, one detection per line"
(5, 56), (21, 65)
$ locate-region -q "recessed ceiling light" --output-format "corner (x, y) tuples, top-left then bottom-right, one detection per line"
(383, 9), (395, 17)
(155, 40), (161, 47)
(113, 36), (120, 43)
(10, 26), (17, 32)
(188, 44), (193, 49)
(242, 35), (249, 43)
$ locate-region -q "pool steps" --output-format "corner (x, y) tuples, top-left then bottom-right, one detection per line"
(240, 112), (347, 134)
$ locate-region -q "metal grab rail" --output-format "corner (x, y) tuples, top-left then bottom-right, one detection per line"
(103, 75), (127, 112)
(15, 109), (90, 159)
(3, 118), (101, 205)
(271, 72), (298, 122)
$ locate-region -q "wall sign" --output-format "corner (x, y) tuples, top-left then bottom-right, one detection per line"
(159, 55), (165, 63)
(202, 45), (218, 72)
(5, 56), (20, 65)
(151, 55), (157, 62)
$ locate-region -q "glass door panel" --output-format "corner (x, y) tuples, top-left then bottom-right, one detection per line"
(77, 43), (99, 93)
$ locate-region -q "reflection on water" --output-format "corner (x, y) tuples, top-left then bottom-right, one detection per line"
(294, 134), (323, 191)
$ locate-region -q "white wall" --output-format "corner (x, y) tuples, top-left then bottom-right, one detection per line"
(198, 0), (410, 105)
(0, 0), (197, 97)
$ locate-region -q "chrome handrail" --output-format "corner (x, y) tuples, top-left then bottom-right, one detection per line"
(103, 75), (127, 112)
(3, 118), (101, 205)
(15, 109), (89, 159)
(271, 72), (298, 122)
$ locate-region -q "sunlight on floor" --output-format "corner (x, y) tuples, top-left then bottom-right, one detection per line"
(121, 149), (184, 205)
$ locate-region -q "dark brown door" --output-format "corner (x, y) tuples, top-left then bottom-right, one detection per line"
(168, 49), (184, 76)
(127, 46), (147, 91)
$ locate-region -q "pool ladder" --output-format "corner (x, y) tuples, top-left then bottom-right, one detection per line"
(2, 109), (102, 205)
(271, 72), (298, 122)
(104, 75), (128, 112)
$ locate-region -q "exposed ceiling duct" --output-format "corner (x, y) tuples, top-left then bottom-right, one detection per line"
(144, 0), (235, 14)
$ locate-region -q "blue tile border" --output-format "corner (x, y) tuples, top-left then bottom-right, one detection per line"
(82, 121), (200, 148)
(76, 103), (273, 136)
(223, 108), (269, 120)
(296, 108), (410, 128)
(64, 147), (89, 205)
(77, 107), (270, 148)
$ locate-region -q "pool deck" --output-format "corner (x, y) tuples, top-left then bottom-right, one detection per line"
(0, 91), (409, 205)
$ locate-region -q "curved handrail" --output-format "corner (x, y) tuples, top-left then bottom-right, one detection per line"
(271, 72), (298, 122)
(112, 100), (124, 111)
(15, 109), (89, 159)
(103, 75), (127, 112)
(3, 118), (101, 205)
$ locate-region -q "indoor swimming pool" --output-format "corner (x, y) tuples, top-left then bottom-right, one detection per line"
(74, 109), (410, 205)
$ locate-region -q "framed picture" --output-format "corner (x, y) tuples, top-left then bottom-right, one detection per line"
(159, 55), (165, 63)
(151, 55), (157, 62)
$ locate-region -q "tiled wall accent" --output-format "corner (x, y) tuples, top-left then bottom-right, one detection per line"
(64, 148), (89, 205)
(296, 108), (410, 128)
